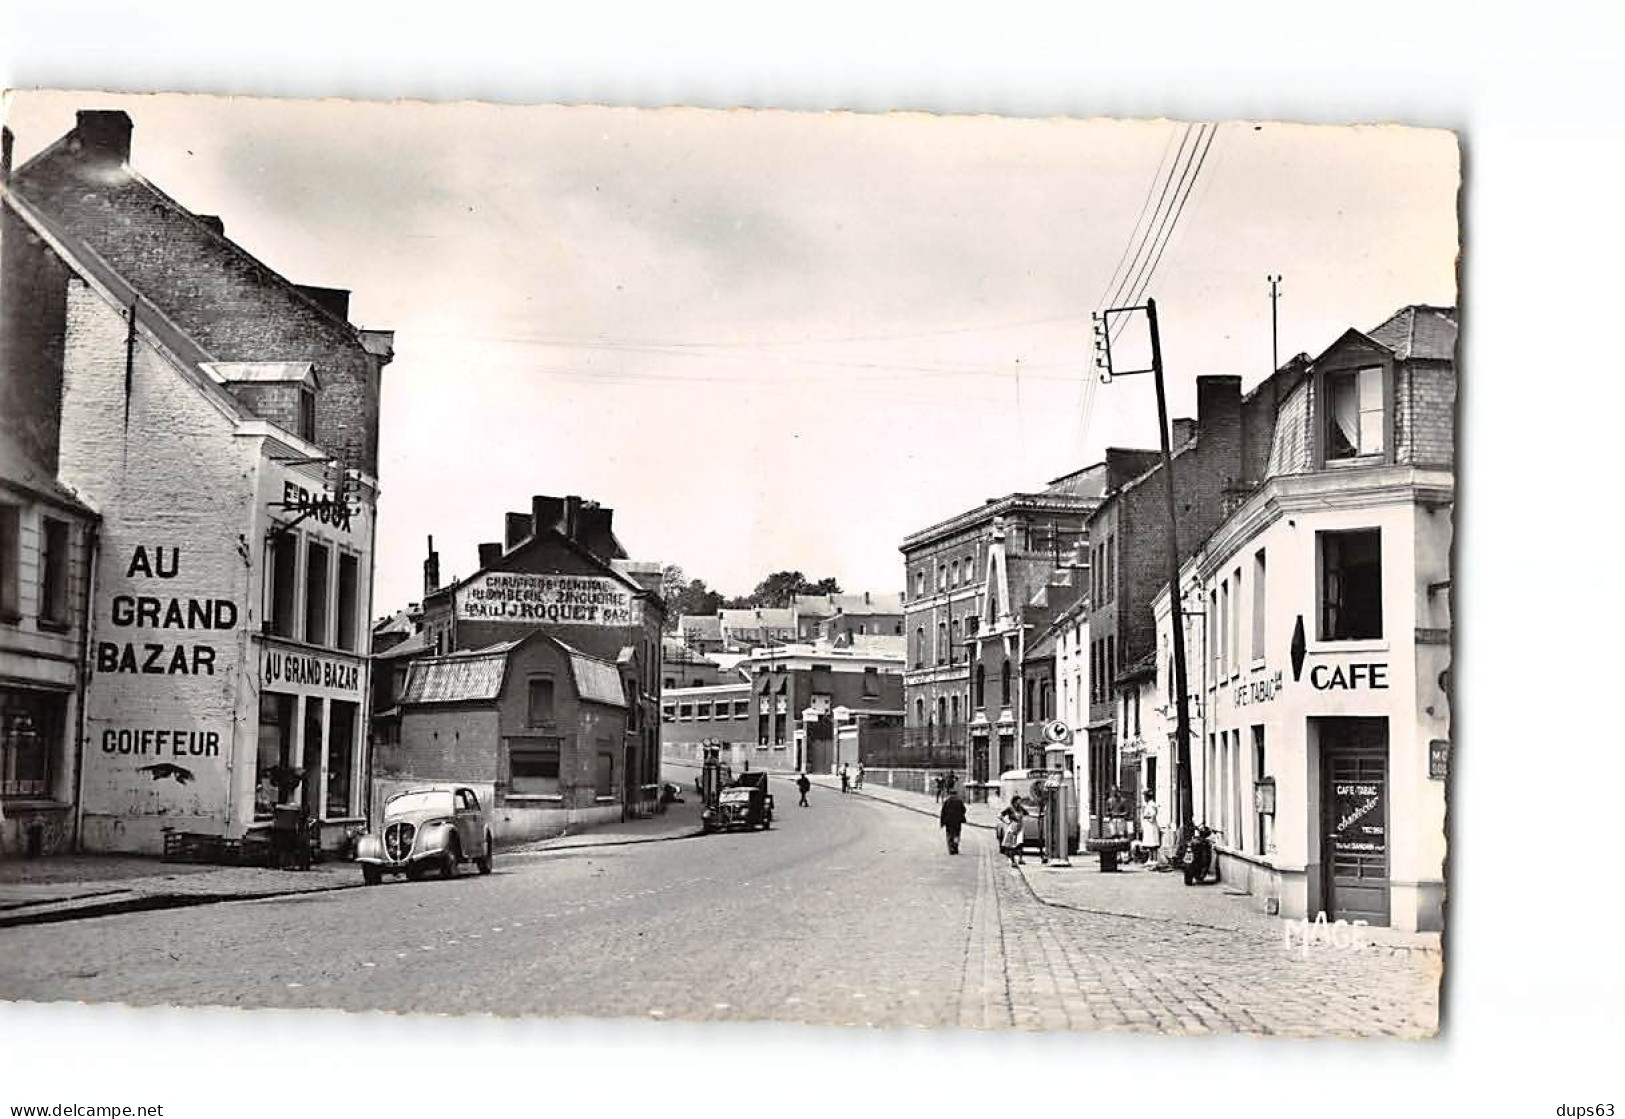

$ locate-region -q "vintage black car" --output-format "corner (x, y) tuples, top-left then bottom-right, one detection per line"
(704, 771), (774, 832)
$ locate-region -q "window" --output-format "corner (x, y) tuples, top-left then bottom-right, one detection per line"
(1325, 366), (1384, 459)
(914, 626), (925, 669)
(937, 696), (948, 727)
(298, 389), (317, 441)
(950, 560), (959, 587)
(974, 663), (986, 709)
(938, 564), (946, 591)
(1319, 529), (1383, 640)
(1, 688), (61, 799)
(305, 539), (331, 644)
(937, 621), (948, 663)
(35, 517), (70, 628)
(1208, 588), (1219, 680)
(661, 704), (676, 723)
(0, 504), (19, 622)
(527, 677), (556, 725)
(254, 691), (296, 817)
(773, 713), (786, 744)
(326, 699), (357, 816)
(1218, 579), (1229, 678)
(1104, 534), (1115, 603)
(596, 744), (616, 799)
(1000, 659), (1011, 705)
(915, 697), (926, 725)
(1024, 678), (1035, 721)
(336, 552), (359, 651)
(1253, 725), (1270, 854)
(734, 700), (750, 719)
(664, 676), (676, 690)
(862, 667), (880, 698)
(696, 702), (712, 721)
(678, 703), (694, 721)
(267, 531), (298, 637)
(950, 694), (960, 724)
(915, 570), (925, 598)
(1231, 567), (1242, 673)
(1251, 550), (1267, 662)
(511, 741), (561, 796)
(1105, 637), (1114, 700)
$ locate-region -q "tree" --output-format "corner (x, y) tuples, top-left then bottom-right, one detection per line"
(659, 565), (687, 633)
(809, 576), (842, 595)
(747, 571), (843, 607)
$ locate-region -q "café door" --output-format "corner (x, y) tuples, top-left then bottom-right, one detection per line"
(1320, 717), (1390, 926)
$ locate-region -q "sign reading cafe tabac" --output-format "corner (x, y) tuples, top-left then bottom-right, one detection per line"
(456, 572), (639, 627)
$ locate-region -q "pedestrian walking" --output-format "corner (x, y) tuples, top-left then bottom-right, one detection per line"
(939, 788), (968, 854)
(998, 795), (1028, 867)
(854, 761), (865, 790)
(796, 771), (812, 807)
(840, 763), (850, 794)
(933, 773), (945, 802)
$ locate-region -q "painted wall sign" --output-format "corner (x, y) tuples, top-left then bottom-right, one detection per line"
(94, 546), (233, 676)
(456, 572), (639, 627)
(1309, 662), (1389, 691)
(264, 647), (363, 694)
(1233, 668), (1284, 707)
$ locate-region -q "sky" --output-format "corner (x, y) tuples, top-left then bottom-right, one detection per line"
(3, 92), (1459, 612)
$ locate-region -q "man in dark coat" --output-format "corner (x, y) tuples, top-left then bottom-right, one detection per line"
(939, 790), (968, 854)
(796, 772), (812, 807)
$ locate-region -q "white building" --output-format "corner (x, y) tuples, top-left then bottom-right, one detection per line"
(1153, 306), (1454, 931)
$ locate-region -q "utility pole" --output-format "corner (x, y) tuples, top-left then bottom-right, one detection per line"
(1092, 296), (1195, 848)
(1268, 274), (1282, 373)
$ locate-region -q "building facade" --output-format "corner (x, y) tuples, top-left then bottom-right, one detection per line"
(0, 444), (96, 856)
(415, 494), (665, 819)
(1154, 306), (1455, 931)
(2, 111), (391, 854)
(659, 681), (755, 766)
(899, 465), (1109, 788)
(741, 639), (905, 774)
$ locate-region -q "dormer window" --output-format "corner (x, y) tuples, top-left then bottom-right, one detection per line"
(1324, 366), (1384, 460)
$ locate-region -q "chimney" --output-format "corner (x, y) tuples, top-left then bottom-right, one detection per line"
(477, 542), (502, 569)
(195, 215), (225, 236)
(532, 495), (565, 536)
(563, 495), (584, 541)
(1171, 417), (1197, 447)
(422, 535), (440, 597)
(504, 511), (532, 550)
(1196, 375), (1243, 436)
(293, 284), (351, 323)
(863, 591), (871, 605)
(578, 505), (615, 552)
(0, 127), (13, 185)
(72, 110), (133, 165)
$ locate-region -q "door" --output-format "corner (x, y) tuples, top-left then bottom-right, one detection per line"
(1320, 718), (1390, 926)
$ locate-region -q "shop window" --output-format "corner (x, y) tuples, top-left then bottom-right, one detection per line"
(528, 677), (556, 725)
(862, 667), (880, 697)
(268, 531), (299, 637)
(1319, 529), (1383, 640)
(511, 741), (561, 796)
(336, 552), (359, 651)
(1251, 550), (1267, 662)
(0, 504), (17, 622)
(255, 691), (296, 818)
(304, 540), (331, 645)
(1, 688), (61, 799)
(595, 746), (616, 798)
(326, 699), (357, 817)
(1324, 366), (1385, 460)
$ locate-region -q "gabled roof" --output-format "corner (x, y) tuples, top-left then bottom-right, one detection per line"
(721, 607), (797, 630)
(557, 640), (628, 709)
(400, 642), (519, 704)
(795, 592), (904, 617)
(375, 630), (430, 661)
(1365, 305), (1457, 362)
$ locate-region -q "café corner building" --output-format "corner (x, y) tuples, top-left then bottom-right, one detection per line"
(1155, 306), (1455, 932)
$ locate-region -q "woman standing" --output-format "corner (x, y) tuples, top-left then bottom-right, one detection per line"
(999, 795), (1028, 867)
(1137, 790), (1162, 864)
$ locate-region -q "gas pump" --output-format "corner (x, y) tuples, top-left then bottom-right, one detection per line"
(699, 741), (729, 833)
(1040, 724), (1075, 866)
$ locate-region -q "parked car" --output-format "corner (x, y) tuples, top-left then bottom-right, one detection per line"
(706, 771), (774, 832)
(355, 785), (494, 885)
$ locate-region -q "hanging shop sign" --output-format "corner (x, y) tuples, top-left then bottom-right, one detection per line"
(456, 572), (639, 627)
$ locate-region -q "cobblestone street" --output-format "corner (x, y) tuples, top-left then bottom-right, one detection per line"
(0, 775), (1436, 1036)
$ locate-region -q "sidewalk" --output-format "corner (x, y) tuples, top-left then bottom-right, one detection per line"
(816, 773), (1440, 955)
(0, 795), (706, 927)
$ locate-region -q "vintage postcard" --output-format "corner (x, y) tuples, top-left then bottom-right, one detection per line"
(0, 92), (1455, 1037)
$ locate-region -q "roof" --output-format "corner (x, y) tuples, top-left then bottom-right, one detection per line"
(794, 592), (904, 617)
(0, 432), (96, 515)
(401, 643), (518, 705)
(557, 641), (628, 708)
(201, 361), (318, 389)
(1115, 651), (1158, 685)
(375, 630), (430, 661)
(721, 607), (797, 630)
(678, 614), (723, 640)
(1365, 305), (1457, 362)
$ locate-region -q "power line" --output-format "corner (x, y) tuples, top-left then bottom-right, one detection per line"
(1120, 123), (1218, 315)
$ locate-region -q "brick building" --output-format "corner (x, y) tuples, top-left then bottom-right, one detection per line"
(1153, 305), (1456, 931)
(379, 632), (635, 844)
(741, 639), (905, 773)
(414, 494), (665, 818)
(900, 462), (1135, 790)
(1080, 376), (1285, 837)
(0, 442), (97, 857)
(659, 681), (756, 766)
(1, 111), (392, 854)
(793, 592), (904, 643)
